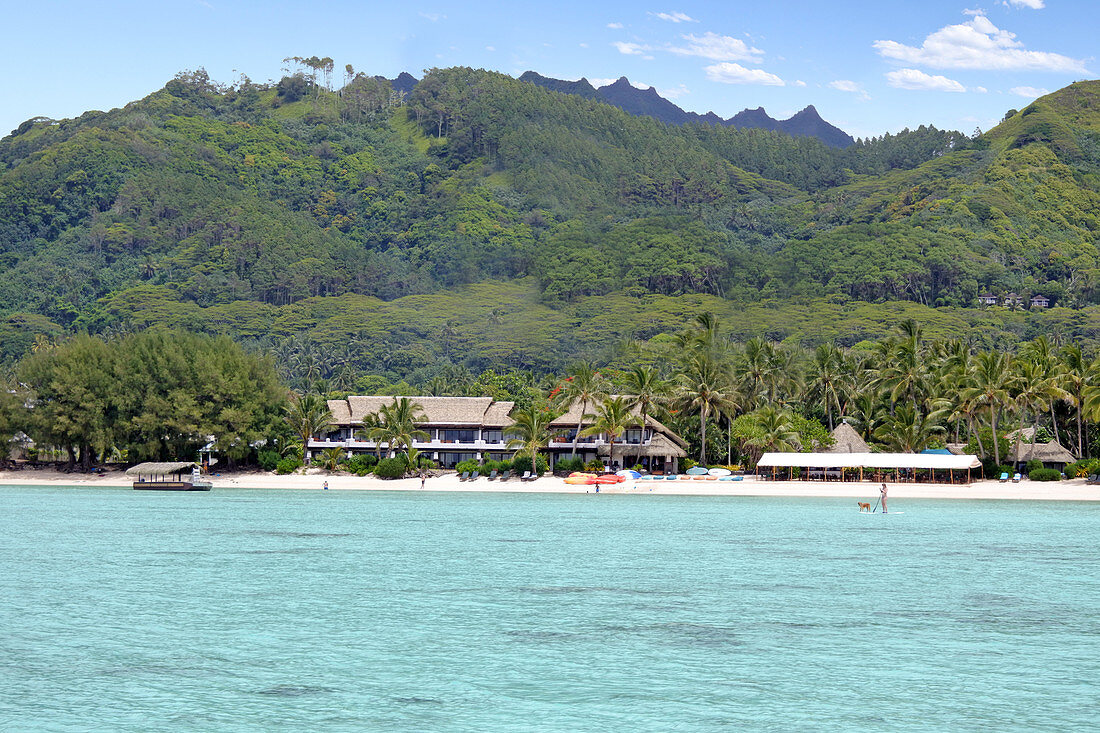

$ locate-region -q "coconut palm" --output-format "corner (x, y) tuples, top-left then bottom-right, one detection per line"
(371, 397), (430, 456)
(806, 343), (847, 430)
(961, 351), (1015, 466)
(284, 393), (333, 465)
(674, 351), (736, 464)
(1060, 344), (1094, 458)
(873, 402), (949, 453)
(506, 403), (565, 476)
(582, 396), (634, 471)
(554, 362), (607, 458)
(744, 405), (800, 458)
(624, 365), (670, 465)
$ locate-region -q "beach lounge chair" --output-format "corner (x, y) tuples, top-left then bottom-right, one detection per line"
(1087, 474), (1099, 485)
(666, 475), (677, 480)
(998, 472), (1009, 482)
(732, 475), (743, 481)
(1011, 473), (1022, 483)
(487, 470), (498, 480)
(520, 471), (532, 480)
(458, 471), (469, 481)
(468, 472), (479, 481)
(499, 470), (510, 481)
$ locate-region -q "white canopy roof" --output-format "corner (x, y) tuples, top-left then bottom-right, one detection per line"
(758, 452), (981, 470)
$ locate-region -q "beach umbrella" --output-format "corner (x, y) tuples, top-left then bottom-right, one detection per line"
(708, 467), (732, 477)
(616, 469), (641, 479)
(686, 466), (709, 475)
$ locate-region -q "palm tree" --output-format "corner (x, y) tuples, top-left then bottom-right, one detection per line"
(873, 402), (949, 453)
(674, 351), (735, 464)
(555, 362), (607, 458)
(507, 403), (565, 476)
(961, 351), (1015, 466)
(624, 365), (670, 467)
(371, 397), (430, 456)
(742, 406), (800, 464)
(806, 343), (847, 430)
(284, 393), (333, 465)
(582, 396), (634, 471)
(1060, 344), (1094, 458)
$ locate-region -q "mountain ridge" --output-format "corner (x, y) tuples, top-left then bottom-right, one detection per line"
(518, 70), (854, 148)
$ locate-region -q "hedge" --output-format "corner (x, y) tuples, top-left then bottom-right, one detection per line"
(1029, 467), (1061, 481)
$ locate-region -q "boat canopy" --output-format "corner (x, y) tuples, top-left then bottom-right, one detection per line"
(757, 452), (981, 470)
(126, 461), (197, 476)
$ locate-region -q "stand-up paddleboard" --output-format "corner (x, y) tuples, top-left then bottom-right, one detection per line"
(859, 511), (904, 515)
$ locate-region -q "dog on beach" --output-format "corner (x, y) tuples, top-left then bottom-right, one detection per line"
(857, 502), (872, 512)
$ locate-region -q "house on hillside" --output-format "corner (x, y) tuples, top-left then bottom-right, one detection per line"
(1003, 292), (1023, 308)
(309, 395), (688, 472)
(1030, 294), (1050, 308)
(978, 293), (998, 306)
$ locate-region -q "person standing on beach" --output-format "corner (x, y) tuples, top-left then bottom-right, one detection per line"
(323, 480), (329, 490)
(420, 474), (426, 490)
(880, 483), (888, 513)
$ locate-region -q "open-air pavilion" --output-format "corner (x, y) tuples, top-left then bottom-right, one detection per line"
(757, 452), (983, 484)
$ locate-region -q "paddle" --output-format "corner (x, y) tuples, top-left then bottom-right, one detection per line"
(872, 496), (881, 513)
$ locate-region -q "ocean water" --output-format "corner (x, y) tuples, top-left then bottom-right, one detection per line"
(0, 486), (1097, 732)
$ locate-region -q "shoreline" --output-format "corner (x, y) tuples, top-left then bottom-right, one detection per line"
(2, 468), (1098, 501)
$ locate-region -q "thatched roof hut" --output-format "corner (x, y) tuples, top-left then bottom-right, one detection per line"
(1011, 440), (1076, 468)
(825, 422), (870, 453)
(126, 461), (197, 476)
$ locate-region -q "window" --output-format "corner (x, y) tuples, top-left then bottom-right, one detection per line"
(440, 429), (478, 443)
(483, 430), (504, 444)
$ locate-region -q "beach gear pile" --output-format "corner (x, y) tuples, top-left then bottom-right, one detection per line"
(562, 472), (627, 486)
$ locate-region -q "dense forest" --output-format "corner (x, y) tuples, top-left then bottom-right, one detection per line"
(2, 64), (1100, 385)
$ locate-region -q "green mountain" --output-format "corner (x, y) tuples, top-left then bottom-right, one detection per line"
(2, 67), (1100, 382)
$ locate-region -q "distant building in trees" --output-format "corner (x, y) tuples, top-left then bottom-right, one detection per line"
(1030, 294), (1050, 308)
(1002, 292), (1023, 308)
(978, 293), (998, 306)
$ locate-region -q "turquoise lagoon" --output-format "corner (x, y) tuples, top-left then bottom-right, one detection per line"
(0, 486), (1097, 731)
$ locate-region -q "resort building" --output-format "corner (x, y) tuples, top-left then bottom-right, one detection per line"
(1003, 292), (1023, 308)
(308, 395), (688, 472)
(1030, 294), (1050, 308)
(978, 293), (999, 306)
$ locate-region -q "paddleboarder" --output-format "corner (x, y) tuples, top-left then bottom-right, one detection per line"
(880, 482), (888, 513)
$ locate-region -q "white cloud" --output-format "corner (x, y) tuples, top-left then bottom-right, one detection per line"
(886, 68), (966, 92)
(1005, 0), (1044, 8)
(658, 83), (690, 99)
(793, 80), (807, 87)
(1010, 85), (1050, 97)
(485, 46), (495, 52)
(650, 11), (697, 23)
(613, 41), (649, 55)
(706, 62), (784, 86)
(607, 22), (623, 29)
(669, 32), (764, 62)
(418, 11), (444, 21)
(579, 42), (588, 48)
(589, 78), (653, 90)
(873, 13), (1087, 72)
(974, 85), (988, 93)
(829, 80), (870, 100)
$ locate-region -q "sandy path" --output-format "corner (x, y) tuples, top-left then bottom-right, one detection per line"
(2, 468), (1098, 501)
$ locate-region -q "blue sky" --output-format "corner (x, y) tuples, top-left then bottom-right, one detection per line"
(1, 1), (1096, 140)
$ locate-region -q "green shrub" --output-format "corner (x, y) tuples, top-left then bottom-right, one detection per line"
(479, 459), (502, 476)
(514, 453), (550, 476)
(374, 457), (407, 479)
(583, 458), (604, 473)
(682, 458), (697, 471)
(555, 456), (585, 473)
(1025, 459), (1043, 474)
(455, 459), (480, 474)
(275, 456), (302, 474)
(1029, 468), (1061, 481)
(345, 454), (378, 476)
(257, 449), (280, 471)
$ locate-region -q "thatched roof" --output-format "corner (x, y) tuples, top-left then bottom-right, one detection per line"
(1012, 440), (1075, 465)
(551, 395), (683, 441)
(825, 422), (870, 453)
(599, 433), (687, 458)
(126, 462), (196, 476)
(329, 396), (514, 427)
(1003, 427), (1036, 443)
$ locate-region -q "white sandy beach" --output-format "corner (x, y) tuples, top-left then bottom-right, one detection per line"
(2, 467), (1099, 500)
